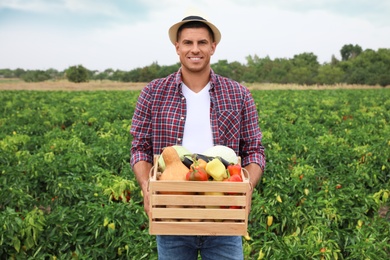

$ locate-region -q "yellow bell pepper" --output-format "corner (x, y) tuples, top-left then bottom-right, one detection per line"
(205, 158), (227, 181)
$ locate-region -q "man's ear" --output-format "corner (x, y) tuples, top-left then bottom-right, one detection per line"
(210, 42), (217, 55)
(175, 42), (180, 55)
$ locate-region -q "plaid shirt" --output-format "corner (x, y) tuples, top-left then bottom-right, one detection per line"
(130, 69), (265, 170)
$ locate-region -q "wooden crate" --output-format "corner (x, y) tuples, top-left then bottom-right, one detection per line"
(148, 155), (250, 236)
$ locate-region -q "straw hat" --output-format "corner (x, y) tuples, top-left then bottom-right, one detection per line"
(168, 15), (221, 45)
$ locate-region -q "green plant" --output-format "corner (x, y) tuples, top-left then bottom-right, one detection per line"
(1, 89), (389, 259)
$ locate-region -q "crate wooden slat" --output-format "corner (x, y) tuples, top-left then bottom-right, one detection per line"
(152, 207), (246, 220)
(149, 155), (250, 236)
(150, 222), (247, 236)
(150, 181), (248, 193)
(152, 194), (246, 207)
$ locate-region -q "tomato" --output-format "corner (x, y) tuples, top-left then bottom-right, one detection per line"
(186, 158), (209, 181)
(223, 174), (243, 197)
(186, 166), (209, 181)
(227, 174), (243, 182)
(222, 173), (243, 184)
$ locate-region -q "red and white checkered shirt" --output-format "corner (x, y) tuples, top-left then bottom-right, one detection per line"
(130, 69), (265, 170)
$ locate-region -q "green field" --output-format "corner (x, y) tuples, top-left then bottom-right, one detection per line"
(1, 89), (389, 259)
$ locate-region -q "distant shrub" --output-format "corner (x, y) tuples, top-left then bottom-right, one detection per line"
(21, 70), (51, 82)
(66, 65), (89, 83)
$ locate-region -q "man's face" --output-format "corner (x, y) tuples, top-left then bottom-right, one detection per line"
(175, 27), (216, 73)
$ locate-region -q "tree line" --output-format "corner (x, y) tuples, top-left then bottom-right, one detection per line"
(1, 44), (389, 86)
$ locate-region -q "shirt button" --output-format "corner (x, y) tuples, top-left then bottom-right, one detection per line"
(182, 97), (185, 100)
(177, 138), (181, 142)
(181, 116), (185, 120)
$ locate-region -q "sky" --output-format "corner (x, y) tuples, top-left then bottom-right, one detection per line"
(0, 0), (389, 71)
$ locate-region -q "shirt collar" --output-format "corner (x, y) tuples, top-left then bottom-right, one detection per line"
(209, 69), (217, 90)
(174, 68), (218, 91)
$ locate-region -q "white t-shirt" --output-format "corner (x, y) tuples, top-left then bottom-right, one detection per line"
(181, 82), (214, 153)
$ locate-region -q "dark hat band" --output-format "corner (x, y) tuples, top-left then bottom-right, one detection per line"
(182, 15), (207, 21)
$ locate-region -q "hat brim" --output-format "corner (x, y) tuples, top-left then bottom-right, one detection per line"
(168, 17), (221, 45)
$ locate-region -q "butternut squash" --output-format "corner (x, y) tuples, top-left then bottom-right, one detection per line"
(157, 146), (190, 221)
(158, 146), (188, 181)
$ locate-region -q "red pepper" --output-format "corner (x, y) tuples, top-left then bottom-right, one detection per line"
(227, 164), (242, 177)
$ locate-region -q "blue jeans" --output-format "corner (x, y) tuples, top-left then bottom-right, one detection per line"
(156, 235), (243, 260)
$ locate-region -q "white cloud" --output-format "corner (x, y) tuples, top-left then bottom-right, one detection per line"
(0, 0), (60, 13)
(0, 0), (389, 70)
(62, 0), (124, 18)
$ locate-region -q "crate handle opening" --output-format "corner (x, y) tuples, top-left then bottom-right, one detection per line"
(241, 168), (252, 191)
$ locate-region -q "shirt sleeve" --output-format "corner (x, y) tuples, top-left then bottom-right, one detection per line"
(240, 90), (266, 171)
(130, 84), (154, 167)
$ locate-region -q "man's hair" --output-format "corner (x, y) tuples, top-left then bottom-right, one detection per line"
(177, 21), (215, 42)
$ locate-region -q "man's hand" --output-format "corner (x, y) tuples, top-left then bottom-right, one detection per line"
(142, 188), (151, 219)
(244, 163), (263, 215)
(133, 161), (153, 219)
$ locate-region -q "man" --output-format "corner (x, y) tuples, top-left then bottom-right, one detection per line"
(130, 14), (265, 260)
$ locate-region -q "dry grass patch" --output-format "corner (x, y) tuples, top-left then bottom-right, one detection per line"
(246, 82), (387, 90)
(0, 78), (387, 91)
(0, 79), (145, 91)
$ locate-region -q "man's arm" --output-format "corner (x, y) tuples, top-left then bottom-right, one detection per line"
(244, 162), (263, 189)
